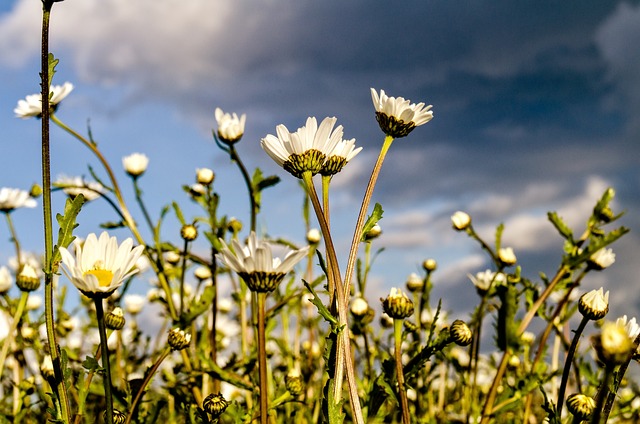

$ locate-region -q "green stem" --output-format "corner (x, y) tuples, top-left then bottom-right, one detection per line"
(257, 292), (269, 424)
(0, 292), (29, 379)
(394, 319), (411, 424)
(179, 238), (190, 317)
(591, 365), (614, 424)
(5, 213), (22, 266)
(41, 2), (70, 421)
(95, 299), (114, 424)
(342, 135), (393, 300)
(124, 348), (171, 424)
(557, 316), (589, 419)
(228, 145), (257, 232)
(132, 177), (155, 235)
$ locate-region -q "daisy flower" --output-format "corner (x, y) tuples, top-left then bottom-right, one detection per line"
(215, 107), (246, 145)
(14, 82), (74, 119)
(0, 187), (37, 213)
(371, 88), (433, 138)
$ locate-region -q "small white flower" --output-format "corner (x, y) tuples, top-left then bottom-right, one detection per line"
(306, 228), (321, 244)
(217, 231), (309, 292)
(215, 107), (246, 144)
(616, 315), (640, 341)
(59, 232), (145, 298)
(196, 168), (215, 185)
(451, 211), (471, 231)
(370, 88), (433, 138)
(15, 82), (74, 119)
(122, 153), (149, 177)
(589, 248), (615, 270)
(123, 294), (146, 315)
(0, 267), (11, 293)
(468, 270), (505, 293)
(261, 117), (344, 178)
(0, 188), (37, 212)
(498, 247), (517, 266)
(320, 137), (363, 176)
(54, 176), (103, 201)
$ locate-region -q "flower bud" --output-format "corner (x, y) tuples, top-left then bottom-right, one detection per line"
(285, 369), (304, 396)
(168, 328), (191, 351)
(578, 288), (609, 321)
(122, 153), (149, 177)
(203, 392), (229, 418)
(16, 264), (40, 292)
(449, 320), (473, 346)
(405, 272), (423, 292)
(350, 297), (370, 318)
(196, 168), (215, 185)
(29, 183), (43, 198)
(181, 224), (198, 241)
(189, 183), (206, 197)
(381, 288), (414, 320)
(306, 228), (321, 244)
(498, 247), (517, 266)
(105, 307), (126, 331)
(227, 217), (243, 234)
(593, 321), (634, 365)
(194, 266), (212, 281)
(364, 224), (382, 241)
(105, 410), (127, 424)
(588, 248), (615, 270)
(165, 251), (181, 265)
(422, 259), (437, 272)
(451, 211), (471, 231)
(566, 393), (595, 420)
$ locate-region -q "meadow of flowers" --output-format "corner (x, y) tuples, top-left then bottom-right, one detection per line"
(0, 2), (637, 424)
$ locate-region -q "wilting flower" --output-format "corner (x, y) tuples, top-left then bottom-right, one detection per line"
(54, 176), (103, 201)
(320, 138), (362, 176)
(14, 82), (74, 119)
(59, 232), (145, 298)
(451, 211), (471, 231)
(578, 288), (609, 321)
(215, 107), (246, 145)
(261, 117), (345, 178)
(588, 248), (615, 270)
(216, 231), (309, 293)
(0, 188), (37, 213)
(122, 153), (149, 177)
(370, 88), (433, 138)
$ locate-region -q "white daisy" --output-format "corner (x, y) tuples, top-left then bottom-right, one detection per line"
(59, 232), (145, 298)
(320, 138), (363, 176)
(54, 176), (103, 201)
(0, 188), (37, 212)
(215, 107), (246, 144)
(371, 88), (433, 138)
(217, 231), (308, 292)
(14, 82), (74, 119)
(122, 153), (149, 177)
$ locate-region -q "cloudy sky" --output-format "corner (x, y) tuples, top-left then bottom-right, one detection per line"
(1, 0), (639, 318)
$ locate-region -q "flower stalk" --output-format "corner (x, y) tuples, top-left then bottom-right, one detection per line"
(394, 319), (411, 424)
(94, 299), (114, 424)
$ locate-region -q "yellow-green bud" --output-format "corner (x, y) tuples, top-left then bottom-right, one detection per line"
(203, 393), (229, 418)
(106, 307), (126, 331)
(285, 369), (304, 396)
(381, 288), (414, 320)
(29, 183), (43, 198)
(422, 259), (437, 272)
(566, 393), (595, 420)
(449, 320), (473, 346)
(227, 218), (243, 234)
(16, 264), (40, 292)
(168, 328), (191, 351)
(181, 224), (198, 241)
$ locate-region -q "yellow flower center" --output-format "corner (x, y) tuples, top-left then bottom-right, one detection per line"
(84, 261), (114, 287)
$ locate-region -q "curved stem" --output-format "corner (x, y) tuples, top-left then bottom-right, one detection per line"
(132, 177), (155, 234)
(228, 145), (257, 232)
(95, 299), (114, 424)
(394, 319), (411, 424)
(41, 2), (71, 421)
(257, 292), (269, 424)
(342, 135), (393, 300)
(5, 213), (22, 266)
(123, 348), (171, 424)
(556, 316), (589, 419)
(0, 292), (29, 379)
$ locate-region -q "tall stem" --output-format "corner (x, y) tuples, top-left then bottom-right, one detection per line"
(95, 299), (114, 424)
(342, 135), (393, 300)
(40, 2), (70, 422)
(394, 319), (411, 424)
(228, 145), (257, 232)
(257, 292), (269, 424)
(556, 316), (589, 419)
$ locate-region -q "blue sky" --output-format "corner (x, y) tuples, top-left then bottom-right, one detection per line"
(1, 0), (640, 318)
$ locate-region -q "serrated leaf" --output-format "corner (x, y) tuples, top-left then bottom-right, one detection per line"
(47, 53), (58, 87)
(81, 355), (100, 372)
(547, 211), (573, 241)
(51, 194), (85, 270)
(360, 203), (384, 242)
(303, 280), (337, 326)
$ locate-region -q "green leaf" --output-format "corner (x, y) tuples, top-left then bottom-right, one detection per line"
(81, 355), (100, 372)
(47, 53), (59, 87)
(494, 222), (504, 251)
(547, 211), (573, 241)
(172, 201), (186, 226)
(360, 203), (384, 242)
(303, 280), (337, 327)
(180, 284), (215, 327)
(51, 194), (85, 270)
